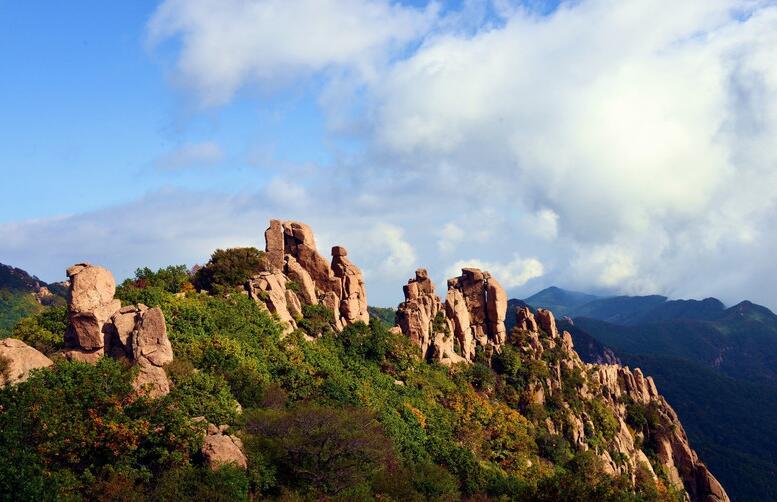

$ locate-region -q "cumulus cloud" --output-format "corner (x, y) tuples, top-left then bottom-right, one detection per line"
(147, 0), (436, 106)
(7, 0), (777, 311)
(447, 255), (544, 289)
(155, 141), (224, 170)
(363, 223), (418, 278)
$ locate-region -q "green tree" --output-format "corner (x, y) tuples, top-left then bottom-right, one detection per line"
(193, 248), (265, 294)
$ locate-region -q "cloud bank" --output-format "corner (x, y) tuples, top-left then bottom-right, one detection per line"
(4, 0), (777, 310)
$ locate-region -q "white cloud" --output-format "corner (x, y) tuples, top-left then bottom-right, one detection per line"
(364, 223), (417, 278)
(147, 0), (436, 106)
(447, 255), (544, 289)
(156, 141), (224, 170)
(8, 0), (777, 311)
(437, 222), (465, 253)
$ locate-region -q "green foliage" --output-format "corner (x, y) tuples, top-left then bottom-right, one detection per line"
(0, 358), (203, 498)
(367, 306), (396, 328)
(244, 404), (394, 495)
(165, 371), (239, 425)
(193, 248), (265, 294)
(0, 289), (43, 337)
(298, 303), (336, 338)
(151, 465), (249, 502)
(11, 305), (67, 355)
(0, 354), (9, 383)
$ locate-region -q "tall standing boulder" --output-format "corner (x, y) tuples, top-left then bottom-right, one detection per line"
(131, 307), (174, 398)
(63, 264), (121, 359)
(246, 271), (299, 333)
(397, 269), (457, 361)
(446, 268), (508, 360)
(331, 246), (369, 325)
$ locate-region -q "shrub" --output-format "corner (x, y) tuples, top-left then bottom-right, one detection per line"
(11, 306), (67, 355)
(244, 404), (394, 494)
(151, 465), (249, 502)
(298, 304), (336, 338)
(164, 371), (240, 424)
(193, 248), (265, 294)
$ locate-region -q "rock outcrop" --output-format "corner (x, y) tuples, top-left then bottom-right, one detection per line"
(247, 220), (368, 333)
(201, 423), (248, 470)
(395, 266), (726, 500)
(511, 306), (728, 502)
(0, 338), (53, 387)
(396, 269), (463, 364)
(60, 263), (174, 397)
(64, 263), (121, 359)
(397, 267), (507, 364)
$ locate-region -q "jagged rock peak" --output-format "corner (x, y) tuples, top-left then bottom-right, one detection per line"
(396, 269), (462, 364)
(252, 219), (368, 333)
(60, 263), (174, 397)
(445, 268), (508, 361)
(396, 267), (506, 365)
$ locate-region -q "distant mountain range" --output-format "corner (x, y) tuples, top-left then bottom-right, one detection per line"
(519, 286), (777, 501)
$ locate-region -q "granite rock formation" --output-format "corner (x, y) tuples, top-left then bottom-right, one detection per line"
(396, 269), (463, 364)
(247, 220), (368, 333)
(201, 422), (248, 471)
(511, 307), (728, 502)
(397, 267), (507, 364)
(0, 338), (53, 387)
(60, 263), (174, 397)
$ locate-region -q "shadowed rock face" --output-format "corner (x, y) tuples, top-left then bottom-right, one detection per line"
(60, 263), (174, 398)
(249, 220), (368, 333)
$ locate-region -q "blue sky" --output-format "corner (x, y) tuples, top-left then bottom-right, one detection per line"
(0, 0), (335, 221)
(1, 1), (777, 309)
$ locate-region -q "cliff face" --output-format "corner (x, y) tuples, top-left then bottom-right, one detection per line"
(396, 268), (728, 502)
(247, 220), (368, 334)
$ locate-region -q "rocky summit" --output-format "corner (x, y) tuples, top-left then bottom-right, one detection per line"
(0, 220), (730, 501)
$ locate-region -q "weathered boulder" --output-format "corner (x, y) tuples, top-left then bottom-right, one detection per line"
(445, 268), (507, 360)
(65, 264), (121, 351)
(129, 307), (173, 398)
(202, 424), (248, 470)
(247, 271), (297, 333)
(282, 221), (339, 295)
(264, 219), (286, 271)
(0, 338), (53, 386)
(535, 308), (559, 338)
(285, 256), (317, 305)
(514, 306), (539, 333)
